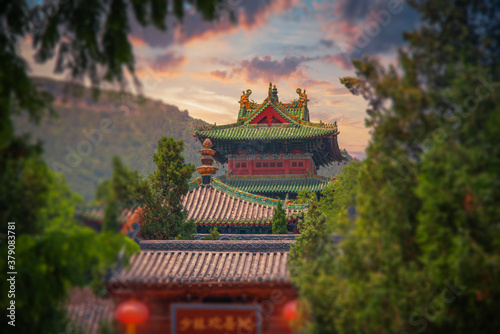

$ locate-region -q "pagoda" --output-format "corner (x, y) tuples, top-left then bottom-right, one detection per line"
(193, 82), (347, 199)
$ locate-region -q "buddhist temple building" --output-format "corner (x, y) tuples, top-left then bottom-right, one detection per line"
(108, 237), (299, 334)
(75, 83), (347, 234)
(69, 83), (347, 333)
(193, 82), (347, 200)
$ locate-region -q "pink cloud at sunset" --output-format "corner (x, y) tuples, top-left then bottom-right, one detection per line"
(24, 0), (422, 160)
(128, 35), (147, 47)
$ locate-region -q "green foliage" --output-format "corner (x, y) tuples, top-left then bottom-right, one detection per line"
(289, 166), (362, 332)
(95, 179), (112, 204)
(319, 161), (361, 233)
(109, 155), (143, 206)
(1, 139), (50, 235)
(1, 2), (229, 333)
(202, 227), (220, 240)
(289, 1), (500, 333)
(98, 319), (118, 334)
(289, 196), (338, 333)
(0, 167), (139, 333)
(100, 156), (143, 232)
(139, 136), (197, 240)
(102, 201), (120, 233)
(272, 200), (288, 234)
(317, 151), (357, 178)
(295, 187), (316, 204)
(412, 67), (500, 332)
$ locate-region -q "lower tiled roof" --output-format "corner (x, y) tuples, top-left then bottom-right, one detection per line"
(217, 175), (331, 194)
(74, 179), (308, 228)
(182, 185), (303, 224)
(110, 249), (290, 287)
(66, 288), (114, 334)
(74, 206), (137, 224)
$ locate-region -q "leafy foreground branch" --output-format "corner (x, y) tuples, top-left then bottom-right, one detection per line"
(289, 1), (500, 332)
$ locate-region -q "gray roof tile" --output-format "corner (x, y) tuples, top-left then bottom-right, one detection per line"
(111, 250), (291, 287)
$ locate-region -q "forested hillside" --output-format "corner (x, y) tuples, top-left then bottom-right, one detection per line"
(14, 77), (353, 201)
(14, 77), (210, 201)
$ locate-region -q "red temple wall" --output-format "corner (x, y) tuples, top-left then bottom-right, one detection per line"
(228, 158), (313, 176)
(113, 286), (297, 334)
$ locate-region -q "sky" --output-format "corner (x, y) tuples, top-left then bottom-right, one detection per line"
(23, 0), (420, 160)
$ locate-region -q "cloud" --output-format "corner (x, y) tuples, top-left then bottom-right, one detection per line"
(128, 35), (146, 47)
(319, 38), (334, 48)
(129, 0), (301, 48)
(239, 55), (318, 82)
(325, 99), (346, 107)
(206, 55), (319, 84)
(322, 53), (354, 70)
(209, 70), (230, 80)
(155, 52), (186, 69)
(313, 111), (361, 128)
(312, 1), (330, 11)
(317, 0), (419, 69)
(136, 52), (187, 78)
(326, 87), (352, 96)
(298, 77), (333, 88)
(334, 0), (371, 22)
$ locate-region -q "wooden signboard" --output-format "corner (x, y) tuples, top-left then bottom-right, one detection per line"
(171, 304), (261, 334)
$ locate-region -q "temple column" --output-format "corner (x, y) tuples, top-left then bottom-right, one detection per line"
(284, 159), (290, 174)
(248, 157), (254, 175)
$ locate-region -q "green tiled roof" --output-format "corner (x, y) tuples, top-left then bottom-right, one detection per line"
(216, 175), (331, 194)
(210, 177), (309, 210)
(194, 123), (338, 141)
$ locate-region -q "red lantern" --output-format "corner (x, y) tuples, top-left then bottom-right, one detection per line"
(283, 299), (299, 322)
(116, 300), (149, 334)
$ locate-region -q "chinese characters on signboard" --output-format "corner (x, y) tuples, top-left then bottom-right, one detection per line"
(171, 304), (261, 334)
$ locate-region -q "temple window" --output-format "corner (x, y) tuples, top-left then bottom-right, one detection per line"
(256, 162), (261, 168)
(277, 162), (283, 167)
(270, 162), (276, 167)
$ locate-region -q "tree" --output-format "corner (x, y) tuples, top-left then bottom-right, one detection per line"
(98, 156), (143, 232)
(319, 161), (361, 233)
(103, 201), (120, 233)
(290, 0), (500, 332)
(139, 136), (196, 239)
(272, 200), (288, 234)
(289, 164), (361, 333)
(109, 156), (143, 207)
(289, 195), (338, 333)
(1, 168), (139, 333)
(1, 1), (229, 332)
(202, 227), (220, 240)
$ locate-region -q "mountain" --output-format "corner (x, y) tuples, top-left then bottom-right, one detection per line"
(14, 77), (354, 201)
(14, 77), (210, 201)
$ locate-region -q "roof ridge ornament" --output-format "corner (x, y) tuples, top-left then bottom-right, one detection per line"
(296, 88), (309, 108)
(239, 89), (252, 110)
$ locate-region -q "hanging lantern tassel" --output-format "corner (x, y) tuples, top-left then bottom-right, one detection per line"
(115, 300), (149, 334)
